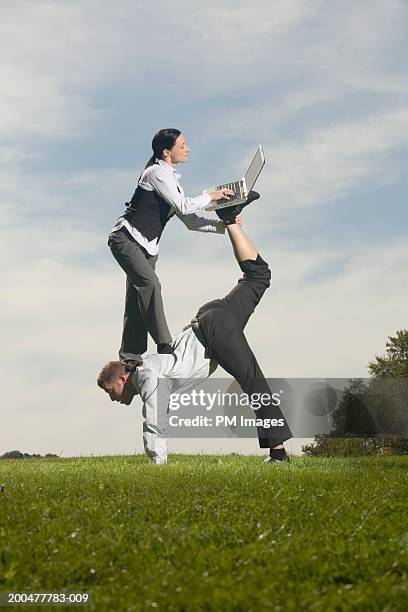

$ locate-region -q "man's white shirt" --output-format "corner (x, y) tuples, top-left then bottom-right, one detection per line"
(132, 326), (218, 464)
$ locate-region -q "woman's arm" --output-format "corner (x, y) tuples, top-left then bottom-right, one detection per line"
(142, 165), (211, 215)
(140, 164), (234, 215)
(177, 211), (226, 233)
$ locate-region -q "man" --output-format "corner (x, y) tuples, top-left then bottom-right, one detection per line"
(97, 192), (293, 464)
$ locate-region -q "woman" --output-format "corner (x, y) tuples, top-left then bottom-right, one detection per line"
(108, 128), (234, 367)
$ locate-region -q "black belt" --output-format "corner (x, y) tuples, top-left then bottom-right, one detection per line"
(183, 317), (208, 354)
(191, 318), (205, 347)
(190, 317), (212, 359)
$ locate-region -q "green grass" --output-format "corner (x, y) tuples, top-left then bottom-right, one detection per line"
(1, 455), (407, 611)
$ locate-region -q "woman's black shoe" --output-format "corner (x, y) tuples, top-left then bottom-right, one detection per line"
(122, 358), (143, 371)
(157, 343), (174, 355)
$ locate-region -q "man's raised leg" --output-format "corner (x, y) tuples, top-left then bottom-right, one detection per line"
(194, 221), (292, 456)
(195, 224), (271, 331)
(226, 223), (258, 262)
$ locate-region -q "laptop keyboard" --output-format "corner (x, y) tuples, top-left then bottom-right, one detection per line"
(216, 181), (244, 203)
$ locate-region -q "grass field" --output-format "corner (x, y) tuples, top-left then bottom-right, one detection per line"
(1, 455), (407, 611)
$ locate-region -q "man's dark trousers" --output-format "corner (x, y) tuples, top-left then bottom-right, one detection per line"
(193, 254), (293, 448)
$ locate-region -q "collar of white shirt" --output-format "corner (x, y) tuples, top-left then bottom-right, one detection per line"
(155, 158), (181, 180)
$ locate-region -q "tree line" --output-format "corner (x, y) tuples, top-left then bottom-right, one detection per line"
(1, 451), (59, 459)
(303, 329), (408, 456)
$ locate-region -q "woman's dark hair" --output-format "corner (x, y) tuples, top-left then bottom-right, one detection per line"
(144, 128), (181, 170)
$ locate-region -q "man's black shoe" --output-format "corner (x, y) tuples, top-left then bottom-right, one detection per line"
(241, 189), (261, 209)
(264, 447), (290, 464)
(216, 190), (260, 225)
(264, 455), (290, 464)
(216, 205), (240, 225)
(264, 455), (290, 463)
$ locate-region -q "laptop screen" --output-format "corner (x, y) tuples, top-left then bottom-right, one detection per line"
(244, 146), (265, 191)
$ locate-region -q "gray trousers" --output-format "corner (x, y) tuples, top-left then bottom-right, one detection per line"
(108, 228), (172, 361)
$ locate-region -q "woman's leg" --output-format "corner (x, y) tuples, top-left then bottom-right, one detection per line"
(119, 253), (160, 360)
(108, 230), (172, 361)
(119, 277), (148, 361)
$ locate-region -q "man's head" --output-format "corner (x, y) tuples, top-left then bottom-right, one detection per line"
(97, 361), (138, 405)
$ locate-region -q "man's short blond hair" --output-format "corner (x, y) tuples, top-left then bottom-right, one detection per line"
(97, 361), (126, 388)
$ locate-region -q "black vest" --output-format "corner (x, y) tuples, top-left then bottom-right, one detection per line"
(123, 185), (175, 242)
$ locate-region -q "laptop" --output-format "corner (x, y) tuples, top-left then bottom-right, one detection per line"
(206, 145), (265, 210)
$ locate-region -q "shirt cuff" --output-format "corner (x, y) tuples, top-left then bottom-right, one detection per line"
(151, 456), (167, 465)
(203, 192), (212, 209)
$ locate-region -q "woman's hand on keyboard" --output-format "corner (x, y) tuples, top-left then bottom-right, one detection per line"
(209, 188), (235, 202)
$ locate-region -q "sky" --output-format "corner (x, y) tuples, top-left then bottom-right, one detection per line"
(1, 0), (407, 458)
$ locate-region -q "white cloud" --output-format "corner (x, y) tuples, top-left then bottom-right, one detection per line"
(0, 0), (309, 142)
(2, 0), (407, 210)
(259, 109), (408, 213)
(2, 1), (406, 131)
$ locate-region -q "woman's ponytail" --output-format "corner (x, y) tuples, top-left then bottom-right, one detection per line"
(143, 154), (157, 171)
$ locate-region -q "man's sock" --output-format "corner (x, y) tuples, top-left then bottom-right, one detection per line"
(269, 447), (287, 460)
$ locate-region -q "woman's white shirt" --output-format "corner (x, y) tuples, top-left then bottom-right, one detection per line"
(111, 159), (225, 255)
